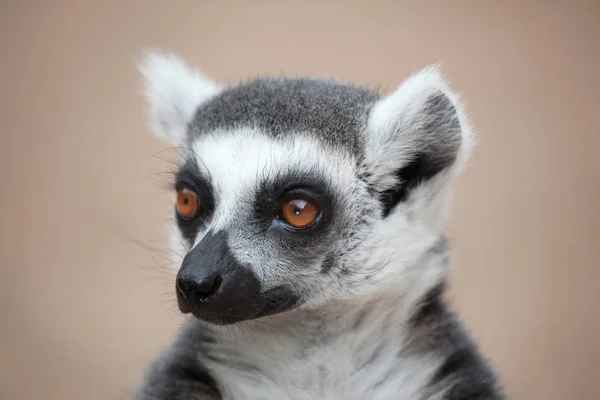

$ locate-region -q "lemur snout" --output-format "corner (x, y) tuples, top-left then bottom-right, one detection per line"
(175, 230), (263, 324)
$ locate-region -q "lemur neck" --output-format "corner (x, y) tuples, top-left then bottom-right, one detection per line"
(245, 244), (450, 340)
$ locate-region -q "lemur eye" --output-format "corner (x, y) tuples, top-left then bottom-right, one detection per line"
(281, 199), (318, 228)
(176, 188), (200, 220)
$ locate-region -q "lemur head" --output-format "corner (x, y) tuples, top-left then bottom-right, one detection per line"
(139, 52), (473, 325)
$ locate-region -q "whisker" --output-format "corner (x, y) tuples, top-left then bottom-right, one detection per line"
(168, 222), (189, 254)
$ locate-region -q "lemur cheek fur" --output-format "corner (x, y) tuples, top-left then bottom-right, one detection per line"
(134, 52), (503, 400)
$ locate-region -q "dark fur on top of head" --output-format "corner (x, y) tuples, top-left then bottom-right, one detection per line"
(190, 77), (379, 154)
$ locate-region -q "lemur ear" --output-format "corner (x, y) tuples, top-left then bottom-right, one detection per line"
(137, 51), (221, 146)
(365, 66), (473, 216)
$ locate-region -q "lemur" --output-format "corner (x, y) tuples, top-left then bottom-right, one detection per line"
(134, 52), (504, 400)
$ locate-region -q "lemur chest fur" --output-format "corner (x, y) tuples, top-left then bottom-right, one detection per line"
(200, 306), (437, 400)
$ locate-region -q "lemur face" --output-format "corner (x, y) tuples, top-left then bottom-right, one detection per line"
(139, 53), (472, 325)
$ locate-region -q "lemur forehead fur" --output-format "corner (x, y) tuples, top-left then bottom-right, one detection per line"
(135, 52), (503, 400)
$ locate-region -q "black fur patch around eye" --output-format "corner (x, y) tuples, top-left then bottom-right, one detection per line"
(379, 92), (462, 217)
(251, 170), (338, 269)
(174, 161), (216, 245)
(252, 170), (334, 235)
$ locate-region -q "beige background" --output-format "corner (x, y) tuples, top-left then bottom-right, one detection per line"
(1, 2), (599, 399)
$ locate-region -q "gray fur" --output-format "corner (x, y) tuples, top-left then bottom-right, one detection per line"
(135, 52), (504, 400)
(190, 77), (379, 154)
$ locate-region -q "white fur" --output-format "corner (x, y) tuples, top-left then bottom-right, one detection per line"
(367, 65), (474, 176)
(365, 65), (474, 233)
(138, 51), (221, 146)
(186, 130), (358, 287)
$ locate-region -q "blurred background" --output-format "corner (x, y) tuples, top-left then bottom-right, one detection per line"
(1, 2), (599, 399)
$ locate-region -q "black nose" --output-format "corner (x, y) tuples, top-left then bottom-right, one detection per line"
(177, 273), (222, 306)
(174, 230), (262, 324)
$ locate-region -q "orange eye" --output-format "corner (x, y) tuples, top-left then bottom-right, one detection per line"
(281, 199), (319, 228)
(176, 188), (200, 219)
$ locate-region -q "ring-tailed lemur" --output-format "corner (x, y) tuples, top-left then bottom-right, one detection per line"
(134, 52), (504, 400)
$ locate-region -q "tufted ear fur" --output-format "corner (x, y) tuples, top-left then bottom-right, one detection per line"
(137, 51), (221, 146)
(365, 66), (474, 218)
